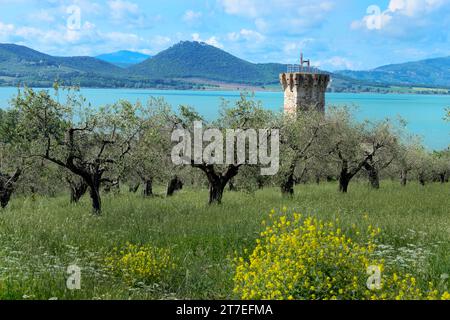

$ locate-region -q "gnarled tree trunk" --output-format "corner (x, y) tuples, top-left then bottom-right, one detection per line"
(256, 177), (265, 190)
(400, 170), (408, 186)
(280, 163), (307, 197)
(281, 173), (295, 197)
(167, 176), (183, 197)
(143, 178), (153, 197)
(364, 162), (380, 189)
(338, 160), (353, 193)
(229, 179), (237, 191)
(337, 153), (381, 194)
(89, 186), (101, 214)
(129, 182), (140, 193)
(209, 179), (226, 204)
(192, 163), (240, 205)
(0, 169), (21, 209)
(67, 176), (88, 203)
(86, 174), (102, 215)
(339, 174), (351, 193)
(419, 173), (426, 186)
(207, 167), (238, 205)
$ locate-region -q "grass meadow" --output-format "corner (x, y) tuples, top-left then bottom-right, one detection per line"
(0, 181), (448, 300)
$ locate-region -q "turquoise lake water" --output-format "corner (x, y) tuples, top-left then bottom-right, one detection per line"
(0, 87), (449, 150)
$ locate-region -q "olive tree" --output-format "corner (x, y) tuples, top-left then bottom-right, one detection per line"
(395, 136), (436, 187)
(14, 88), (147, 214)
(0, 109), (23, 208)
(414, 148), (434, 186)
(431, 150), (450, 183)
(125, 97), (175, 197)
(278, 111), (327, 196)
(327, 109), (397, 193)
(361, 121), (399, 189)
(395, 136), (421, 186)
(171, 94), (276, 204)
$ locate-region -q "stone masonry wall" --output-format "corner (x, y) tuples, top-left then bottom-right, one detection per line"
(280, 73), (330, 114)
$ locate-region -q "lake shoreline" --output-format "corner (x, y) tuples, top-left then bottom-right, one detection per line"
(1, 85), (450, 96)
(1, 87), (449, 150)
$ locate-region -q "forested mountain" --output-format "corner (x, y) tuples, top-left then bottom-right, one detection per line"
(0, 43), (168, 88)
(129, 41), (286, 85)
(336, 56), (450, 88)
(0, 43), (123, 74)
(0, 42), (449, 92)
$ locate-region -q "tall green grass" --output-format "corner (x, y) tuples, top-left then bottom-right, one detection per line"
(0, 181), (448, 300)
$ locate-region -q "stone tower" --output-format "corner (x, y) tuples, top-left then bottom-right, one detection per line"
(280, 55), (330, 114)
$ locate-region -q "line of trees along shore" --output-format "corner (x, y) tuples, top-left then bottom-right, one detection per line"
(0, 87), (449, 214)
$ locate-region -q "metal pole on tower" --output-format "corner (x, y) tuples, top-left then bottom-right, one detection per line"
(300, 52), (303, 72)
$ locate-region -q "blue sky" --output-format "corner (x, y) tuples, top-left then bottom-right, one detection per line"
(0, 0), (449, 70)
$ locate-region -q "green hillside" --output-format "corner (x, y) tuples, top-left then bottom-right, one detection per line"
(129, 41), (286, 85)
(0, 43), (123, 75)
(0, 42), (449, 92)
(0, 43), (139, 87)
(336, 56), (450, 88)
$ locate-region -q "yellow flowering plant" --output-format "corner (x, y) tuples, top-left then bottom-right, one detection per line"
(105, 243), (176, 286)
(233, 210), (449, 300)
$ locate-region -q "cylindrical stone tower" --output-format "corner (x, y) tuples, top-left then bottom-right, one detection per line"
(280, 71), (330, 114)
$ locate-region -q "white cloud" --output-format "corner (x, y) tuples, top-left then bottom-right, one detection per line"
(0, 17), (158, 56)
(182, 10), (202, 23)
(28, 9), (55, 23)
(352, 0), (448, 32)
(388, 0), (445, 16)
(0, 21), (15, 32)
(283, 39), (315, 55)
(220, 0), (335, 34)
(102, 31), (141, 47)
(316, 56), (355, 70)
(12, 22), (101, 47)
(278, 40), (323, 64)
(254, 18), (268, 32)
(227, 29), (265, 43)
(63, 0), (103, 16)
(146, 35), (173, 54)
(0, 21), (15, 42)
(191, 33), (224, 49)
(108, 0), (139, 20)
(150, 35), (172, 47)
(221, 0), (261, 18)
(221, 0), (336, 20)
(107, 0), (159, 28)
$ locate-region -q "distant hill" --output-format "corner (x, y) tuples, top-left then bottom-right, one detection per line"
(127, 41), (419, 92)
(129, 41), (287, 85)
(336, 56), (450, 88)
(96, 50), (151, 68)
(0, 43), (123, 75)
(0, 43), (164, 88)
(0, 42), (449, 93)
